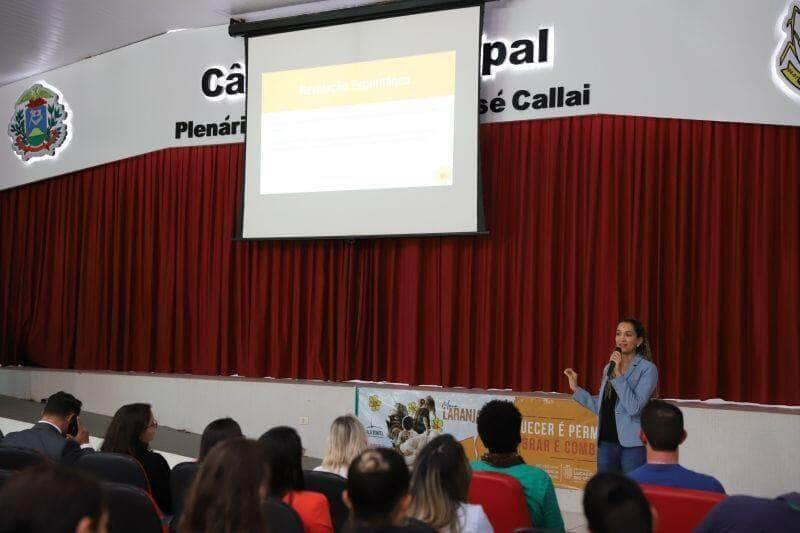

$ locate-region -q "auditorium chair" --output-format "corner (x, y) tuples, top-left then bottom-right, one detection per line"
(467, 471), (532, 533)
(641, 483), (726, 533)
(0, 446), (48, 471)
(0, 468), (13, 490)
(304, 470), (349, 532)
(170, 461), (200, 523)
(104, 482), (166, 533)
(76, 452), (151, 492)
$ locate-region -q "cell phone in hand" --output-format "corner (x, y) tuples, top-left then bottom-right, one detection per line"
(66, 416), (78, 437)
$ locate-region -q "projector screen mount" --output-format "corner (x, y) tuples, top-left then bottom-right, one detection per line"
(229, 0), (485, 38)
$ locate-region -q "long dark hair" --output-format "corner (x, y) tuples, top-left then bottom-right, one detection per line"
(179, 438), (270, 533)
(620, 317), (652, 361)
(199, 418), (243, 461)
(408, 434), (471, 532)
(605, 318), (653, 399)
(258, 426), (305, 496)
(100, 403), (152, 454)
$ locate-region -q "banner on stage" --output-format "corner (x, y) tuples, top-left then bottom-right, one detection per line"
(355, 387), (597, 489)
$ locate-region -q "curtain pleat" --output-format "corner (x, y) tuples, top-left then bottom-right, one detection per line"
(1, 115), (798, 404)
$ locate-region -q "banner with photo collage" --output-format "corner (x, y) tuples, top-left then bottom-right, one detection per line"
(355, 387), (598, 489)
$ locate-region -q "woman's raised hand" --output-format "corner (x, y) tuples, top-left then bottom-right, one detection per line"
(563, 368), (578, 393)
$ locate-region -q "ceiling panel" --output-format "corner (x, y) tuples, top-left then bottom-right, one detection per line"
(0, 0), (375, 86)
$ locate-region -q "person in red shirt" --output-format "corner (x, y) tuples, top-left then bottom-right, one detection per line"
(259, 426), (333, 533)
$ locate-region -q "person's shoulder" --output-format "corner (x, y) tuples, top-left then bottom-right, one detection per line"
(515, 462), (552, 480)
(140, 447), (169, 466)
(707, 494), (766, 514)
(293, 489), (330, 507)
(400, 519), (437, 533)
(0, 428), (25, 440)
(7, 424), (56, 438)
(685, 467), (725, 492)
(263, 498), (304, 533)
(626, 463), (651, 481)
(637, 357), (658, 372)
(460, 502), (491, 520)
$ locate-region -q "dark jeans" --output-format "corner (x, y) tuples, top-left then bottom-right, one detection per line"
(597, 441), (646, 474)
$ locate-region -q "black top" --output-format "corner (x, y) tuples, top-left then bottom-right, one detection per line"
(598, 384), (619, 444)
(263, 497), (304, 533)
(132, 446), (172, 514)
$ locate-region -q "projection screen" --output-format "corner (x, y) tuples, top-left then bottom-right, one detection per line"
(238, 3), (484, 239)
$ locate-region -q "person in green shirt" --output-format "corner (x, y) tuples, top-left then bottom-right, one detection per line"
(470, 400), (565, 531)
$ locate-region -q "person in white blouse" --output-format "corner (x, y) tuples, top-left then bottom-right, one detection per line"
(313, 415), (369, 479)
(408, 434), (494, 533)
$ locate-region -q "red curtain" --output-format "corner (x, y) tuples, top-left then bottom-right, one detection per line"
(1, 115), (798, 405)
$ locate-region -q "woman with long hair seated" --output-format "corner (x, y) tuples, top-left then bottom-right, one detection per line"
(314, 415), (369, 478)
(198, 417), (243, 461)
(179, 437), (303, 533)
(100, 402), (171, 513)
(408, 434), (493, 533)
(259, 426), (333, 533)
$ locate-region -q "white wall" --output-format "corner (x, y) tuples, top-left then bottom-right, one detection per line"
(0, 367), (354, 461)
(677, 405), (800, 498)
(0, 367), (797, 512)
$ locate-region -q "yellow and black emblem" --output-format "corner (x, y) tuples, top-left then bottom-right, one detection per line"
(777, 2), (800, 93)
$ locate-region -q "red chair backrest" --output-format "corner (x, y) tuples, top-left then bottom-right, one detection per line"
(641, 484), (726, 533)
(467, 471), (532, 533)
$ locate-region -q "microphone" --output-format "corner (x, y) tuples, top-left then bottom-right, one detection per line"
(607, 347), (622, 378)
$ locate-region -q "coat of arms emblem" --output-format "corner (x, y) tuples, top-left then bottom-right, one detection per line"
(8, 83), (70, 161)
(776, 2), (800, 99)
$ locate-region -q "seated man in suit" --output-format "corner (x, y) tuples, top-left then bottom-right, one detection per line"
(1, 391), (93, 464)
(628, 400), (724, 493)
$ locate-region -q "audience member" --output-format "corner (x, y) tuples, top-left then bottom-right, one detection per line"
(695, 492), (800, 533)
(1, 390), (93, 464)
(344, 447), (435, 533)
(583, 472), (653, 533)
(470, 400), (564, 531)
(315, 415), (369, 478)
(0, 464), (107, 533)
(408, 434), (492, 533)
(179, 437), (302, 533)
(198, 417), (243, 461)
(627, 400), (725, 493)
(259, 426), (334, 533)
(100, 403), (172, 513)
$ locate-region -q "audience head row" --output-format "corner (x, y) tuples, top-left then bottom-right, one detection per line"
(4, 392), (761, 533)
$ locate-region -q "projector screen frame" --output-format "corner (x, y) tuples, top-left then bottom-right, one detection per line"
(231, 0), (487, 241)
(229, 0), (485, 39)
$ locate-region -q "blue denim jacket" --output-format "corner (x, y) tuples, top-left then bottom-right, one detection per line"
(572, 355), (658, 448)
